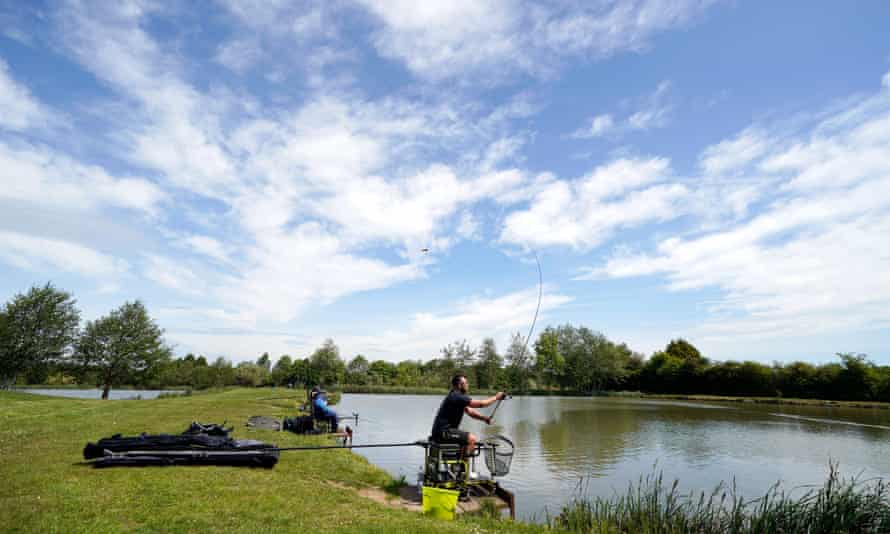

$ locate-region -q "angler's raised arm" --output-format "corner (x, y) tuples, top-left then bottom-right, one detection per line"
(468, 391), (506, 409)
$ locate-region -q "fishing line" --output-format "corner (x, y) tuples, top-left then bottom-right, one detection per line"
(490, 252), (542, 423)
(521, 252), (543, 361)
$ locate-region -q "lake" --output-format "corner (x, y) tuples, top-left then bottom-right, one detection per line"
(337, 394), (890, 521)
(16, 388), (182, 400)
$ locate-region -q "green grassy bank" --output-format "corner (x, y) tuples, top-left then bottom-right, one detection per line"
(0, 388), (546, 534)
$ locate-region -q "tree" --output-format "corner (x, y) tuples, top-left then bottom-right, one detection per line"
(369, 360), (396, 385)
(271, 355), (293, 386)
(553, 325), (629, 393)
(534, 329), (564, 390)
(836, 353), (879, 401)
(346, 355), (370, 385)
(440, 340), (476, 384)
(665, 339), (704, 363)
(505, 332), (532, 393)
(775, 361), (818, 399)
(257, 352), (272, 372)
(475, 338), (503, 390)
(72, 301), (171, 399)
(0, 283), (80, 388)
(309, 339), (345, 386)
(235, 362), (267, 387)
(289, 358), (313, 387)
(211, 356), (235, 388)
(394, 360), (422, 386)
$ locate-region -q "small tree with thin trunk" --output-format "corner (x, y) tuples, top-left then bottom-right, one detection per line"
(73, 301), (172, 399)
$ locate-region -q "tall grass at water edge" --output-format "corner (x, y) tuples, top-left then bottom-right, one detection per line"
(552, 463), (890, 533)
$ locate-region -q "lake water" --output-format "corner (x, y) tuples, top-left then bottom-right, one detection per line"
(16, 388), (182, 400)
(337, 394), (890, 521)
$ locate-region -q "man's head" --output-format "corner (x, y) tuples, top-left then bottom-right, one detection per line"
(451, 374), (468, 393)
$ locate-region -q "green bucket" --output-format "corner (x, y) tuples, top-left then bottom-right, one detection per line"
(422, 486), (460, 520)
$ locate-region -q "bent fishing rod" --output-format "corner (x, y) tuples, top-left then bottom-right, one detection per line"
(489, 252), (542, 424)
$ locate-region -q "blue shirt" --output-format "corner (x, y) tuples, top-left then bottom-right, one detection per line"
(313, 395), (335, 417)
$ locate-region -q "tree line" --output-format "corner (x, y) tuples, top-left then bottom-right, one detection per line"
(2, 282), (887, 402)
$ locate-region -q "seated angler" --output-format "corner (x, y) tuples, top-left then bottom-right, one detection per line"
(431, 374), (505, 457)
(310, 386), (340, 433)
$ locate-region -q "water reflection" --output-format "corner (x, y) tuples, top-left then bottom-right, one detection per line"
(338, 394), (890, 522)
(536, 407), (643, 478)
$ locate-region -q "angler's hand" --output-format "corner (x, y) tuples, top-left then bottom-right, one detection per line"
(496, 391), (507, 400)
(484, 416), (492, 425)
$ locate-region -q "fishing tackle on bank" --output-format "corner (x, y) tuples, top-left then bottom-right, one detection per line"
(84, 421), (281, 468)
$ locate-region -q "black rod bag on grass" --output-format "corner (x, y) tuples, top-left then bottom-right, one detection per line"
(83, 421), (279, 468)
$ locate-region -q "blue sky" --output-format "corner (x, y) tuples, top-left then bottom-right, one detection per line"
(1, 0), (889, 364)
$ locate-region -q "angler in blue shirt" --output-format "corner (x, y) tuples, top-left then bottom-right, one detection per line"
(310, 386), (338, 432)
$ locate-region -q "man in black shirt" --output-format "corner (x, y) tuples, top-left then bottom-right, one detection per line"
(431, 374), (506, 456)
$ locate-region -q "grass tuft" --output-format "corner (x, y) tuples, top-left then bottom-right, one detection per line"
(552, 462), (890, 533)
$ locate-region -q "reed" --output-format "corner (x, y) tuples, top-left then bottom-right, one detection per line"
(553, 463), (890, 533)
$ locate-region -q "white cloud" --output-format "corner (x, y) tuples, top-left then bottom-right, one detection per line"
(535, 1), (718, 57)
(215, 223), (424, 323)
(456, 211), (480, 240)
(501, 157), (684, 249)
(157, 306), (257, 330)
(144, 254), (207, 295)
(214, 0), (343, 75)
(627, 80), (672, 131)
(46, 1), (546, 338)
(0, 57), (52, 131)
(2, 28), (32, 45)
(699, 128), (769, 175)
(0, 140), (164, 214)
(480, 136), (526, 170)
(760, 102), (890, 192)
(214, 39), (262, 73)
(333, 285), (573, 361)
(180, 235), (232, 264)
(572, 114), (614, 138)
(57, 1), (240, 201)
(596, 86), (890, 340)
(882, 70), (890, 89)
(357, 0), (522, 81)
(572, 81), (672, 139)
(357, 1), (721, 80)
(0, 230), (128, 276)
(164, 285), (572, 362)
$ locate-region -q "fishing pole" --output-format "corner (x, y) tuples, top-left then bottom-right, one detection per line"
(489, 393), (512, 421)
(489, 252), (542, 424)
(522, 252), (543, 364)
(274, 441), (425, 452)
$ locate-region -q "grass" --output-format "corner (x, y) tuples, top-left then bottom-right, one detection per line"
(383, 474), (409, 497)
(0, 388), (547, 533)
(552, 464), (890, 533)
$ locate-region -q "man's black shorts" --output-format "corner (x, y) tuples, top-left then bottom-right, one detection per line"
(439, 428), (469, 446)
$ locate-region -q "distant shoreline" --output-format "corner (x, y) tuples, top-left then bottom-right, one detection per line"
(15, 383), (890, 409)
